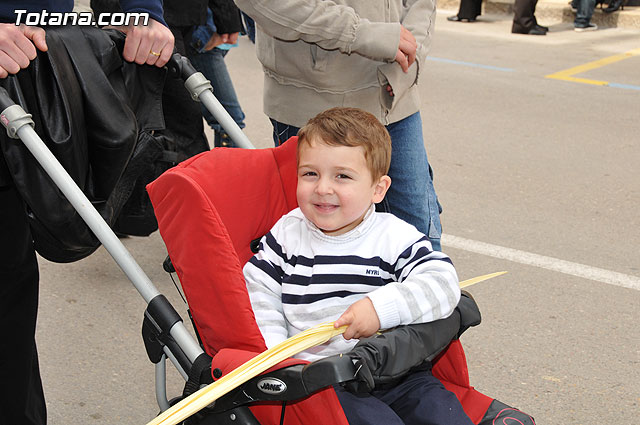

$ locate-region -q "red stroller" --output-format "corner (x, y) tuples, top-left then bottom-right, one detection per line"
(146, 138), (536, 424)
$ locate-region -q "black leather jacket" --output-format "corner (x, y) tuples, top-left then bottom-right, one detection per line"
(0, 27), (166, 261)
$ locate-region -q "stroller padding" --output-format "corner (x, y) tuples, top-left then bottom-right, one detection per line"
(434, 340), (493, 422)
(147, 141), (300, 355)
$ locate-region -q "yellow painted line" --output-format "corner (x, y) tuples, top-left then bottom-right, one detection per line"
(546, 74), (608, 86)
(545, 48), (640, 86)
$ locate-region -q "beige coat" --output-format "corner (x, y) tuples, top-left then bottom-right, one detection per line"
(234, 0), (436, 127)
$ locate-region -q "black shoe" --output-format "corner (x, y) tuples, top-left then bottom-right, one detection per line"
(526, 27), (547, 35)
(447, 15), (477, 22)
(535, 24), (549, 32)
(604, 0), (626, 12)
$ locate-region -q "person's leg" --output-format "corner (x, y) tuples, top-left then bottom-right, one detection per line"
(161, 27), (209, 155)
(242, 13), (256, 44)
(269, 119), (300, 147)
(458, 0), (482, 19)
(511, 0), (536, 33)
(574, 0), (597, 26)
(385, 112), (442, 251)
(0, 185), (46, 425)
(379, 371), (473, 425)
(188, 47), (246, 147)
(334, 385), (404, 425)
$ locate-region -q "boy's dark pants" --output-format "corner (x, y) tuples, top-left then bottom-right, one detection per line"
(0, 185), (46, 425)
(335, 370), (473, 425)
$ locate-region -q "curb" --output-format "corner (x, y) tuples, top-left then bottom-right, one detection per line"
(439, 0), (640, 29)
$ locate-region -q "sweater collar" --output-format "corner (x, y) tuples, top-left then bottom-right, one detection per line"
(304, 204), (376, 242)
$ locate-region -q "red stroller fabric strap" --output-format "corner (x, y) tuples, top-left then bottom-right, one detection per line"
(433, 340), (493, 423)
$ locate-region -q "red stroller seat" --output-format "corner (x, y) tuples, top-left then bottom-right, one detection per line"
(147, 138), (533, 424)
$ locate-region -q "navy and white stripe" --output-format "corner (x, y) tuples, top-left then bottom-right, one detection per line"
(243, 207), (460, 361)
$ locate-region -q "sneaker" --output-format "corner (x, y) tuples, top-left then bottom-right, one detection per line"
(574, 23), (598, 31)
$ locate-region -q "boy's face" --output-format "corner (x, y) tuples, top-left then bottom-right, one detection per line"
(296, 138), (390, 236)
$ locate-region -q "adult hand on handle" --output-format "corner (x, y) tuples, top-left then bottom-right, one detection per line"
(394, 25), (417, 73)
(118, 18), (175, 68)
(0, 23), (48, 78)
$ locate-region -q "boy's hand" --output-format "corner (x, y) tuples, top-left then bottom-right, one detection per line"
(334, 297), (381, 340)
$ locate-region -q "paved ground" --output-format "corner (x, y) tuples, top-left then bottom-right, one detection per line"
(37, 11), (639, 425)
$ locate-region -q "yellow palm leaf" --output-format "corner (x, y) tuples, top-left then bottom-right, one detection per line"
(460, 271), (507, 289)
(146, 322), (346, 425)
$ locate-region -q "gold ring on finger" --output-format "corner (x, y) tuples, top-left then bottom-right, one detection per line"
(149, 50), (161, 57)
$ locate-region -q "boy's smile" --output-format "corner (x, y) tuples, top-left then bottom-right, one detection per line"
(297, 139), (390, 236)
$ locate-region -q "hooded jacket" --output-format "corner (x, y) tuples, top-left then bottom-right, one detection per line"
(233, 0), (436, 127)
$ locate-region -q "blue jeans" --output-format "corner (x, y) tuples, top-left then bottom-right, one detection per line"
(270, 112), (442, 251)
(242, 13), (256, 43)
(334, 370), (473, 425)
(187, 48), (246, 140)
(575, 0), (596, 26)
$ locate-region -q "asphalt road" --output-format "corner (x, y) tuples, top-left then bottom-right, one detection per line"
(37, 11), (639, 425)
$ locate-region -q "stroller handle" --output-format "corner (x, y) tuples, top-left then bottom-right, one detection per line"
(0, 86), (14, 111)
(167, 53), (256, 150)
(0, 90), (204, 365)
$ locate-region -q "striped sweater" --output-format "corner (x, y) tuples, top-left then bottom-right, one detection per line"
(243, 207), (460, 361)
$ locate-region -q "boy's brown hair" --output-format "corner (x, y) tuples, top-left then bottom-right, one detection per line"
(297, 107), (391, 181)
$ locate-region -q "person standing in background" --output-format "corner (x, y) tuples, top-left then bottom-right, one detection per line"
(511, 0), (548, 35)
(447, 0), (483, 22)
(187, 4), (246, 147)
(234, 0), (444, 251)
(573, 0), (598, 31)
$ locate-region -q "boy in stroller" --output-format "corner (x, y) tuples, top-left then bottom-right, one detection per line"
(243, 107), (473, 424)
